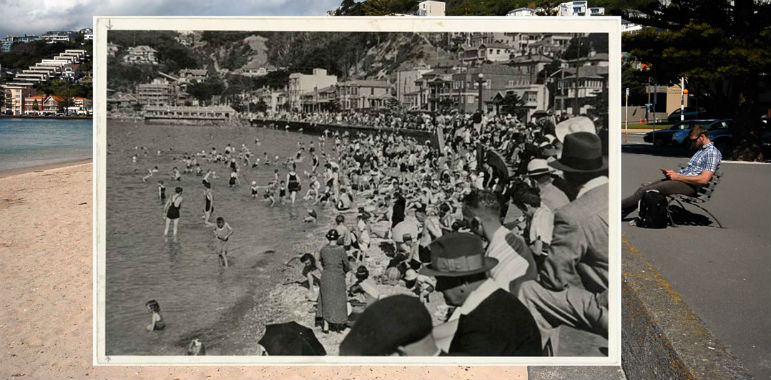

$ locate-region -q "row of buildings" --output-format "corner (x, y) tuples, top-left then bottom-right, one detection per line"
(1, 28), (93, 52)
(2, 49), (91, 116)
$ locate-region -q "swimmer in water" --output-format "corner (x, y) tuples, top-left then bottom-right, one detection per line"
(158, 180), (166, 202)
(213, 217), (233, 267)
(278, 180), (287, 205)
(171, 167), (181, 181)
(142, 166), (159, 182)
(145, 300), (165, 331)
(263, 181), (277, 207)
(304, 208), (318, 223)
(228, 169), (239, 188)
(250, 181), (260, 198)
(163, 187), (183, 237)
(203, 181), (214, 225)
(286, 164), (301, 206)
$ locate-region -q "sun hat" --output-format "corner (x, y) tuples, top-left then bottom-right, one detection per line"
(548, 132), (607, 173)
(404, 269), (418, 281)
(526, 159), (554, 177)
(555, 116), (596, 142)
(339, 295), (432, 356)
(419, 233), (498, 278)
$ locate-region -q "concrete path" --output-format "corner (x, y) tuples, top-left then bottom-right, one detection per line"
(622, 137), (771, 380)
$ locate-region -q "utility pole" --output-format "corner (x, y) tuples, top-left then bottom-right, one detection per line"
(625, 87), (629, 143)
(680, 76), (685, 121)
(573, 34), (581, 116)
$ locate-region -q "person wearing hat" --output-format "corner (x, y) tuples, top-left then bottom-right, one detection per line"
(461, 189), (537, 294)
(526, 158), (569, 211)
(339, 295), (440, 356)
(516, 131), (609, 355)
(316, 229), (351, 333)
(423, 233), (542, 356)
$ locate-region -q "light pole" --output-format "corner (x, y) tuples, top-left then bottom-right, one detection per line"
(477, 72), (484, 114)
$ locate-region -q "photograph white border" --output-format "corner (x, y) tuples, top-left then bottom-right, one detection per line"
(93, 15), (622, 366)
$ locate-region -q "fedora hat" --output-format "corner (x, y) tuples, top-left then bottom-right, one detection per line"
(555, 116), (596, 142)
(548, 132), (607, 173)
(420, 233), (498, 278)
(526, 159), (553, 177)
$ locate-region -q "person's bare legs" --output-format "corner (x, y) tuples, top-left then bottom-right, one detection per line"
(164, 218), (171, 236)
(172, 219), (179, 237)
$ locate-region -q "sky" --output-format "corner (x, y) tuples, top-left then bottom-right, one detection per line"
(0, 0), (343, 36)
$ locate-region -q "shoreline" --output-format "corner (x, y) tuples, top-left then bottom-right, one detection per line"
(0, 158), (92, 179)
(0, 116), (92, 120)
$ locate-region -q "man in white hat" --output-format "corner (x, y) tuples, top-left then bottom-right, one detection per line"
(526, 159), (569, 211)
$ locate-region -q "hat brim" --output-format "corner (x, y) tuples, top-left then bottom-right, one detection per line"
(419, 257), (498, 278)
(548, 156), (608, 173)
(526, 168), (554, 176)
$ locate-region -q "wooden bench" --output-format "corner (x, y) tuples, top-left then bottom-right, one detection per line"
(666, 168), (724, 228)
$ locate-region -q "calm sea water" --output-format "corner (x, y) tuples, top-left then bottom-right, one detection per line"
(0, 118), (92, 171)
(105, 121), (331, 355)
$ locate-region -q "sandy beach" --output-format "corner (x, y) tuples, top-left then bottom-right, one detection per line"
(0, 161), (527, 379)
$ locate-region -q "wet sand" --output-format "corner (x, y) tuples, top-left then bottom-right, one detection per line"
(0, 162), (528, 379)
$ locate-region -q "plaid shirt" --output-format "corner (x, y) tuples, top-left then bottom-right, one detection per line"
(679, 142), (721, 177)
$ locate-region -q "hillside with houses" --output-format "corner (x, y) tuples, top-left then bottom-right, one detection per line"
(106, 29), (610, 125)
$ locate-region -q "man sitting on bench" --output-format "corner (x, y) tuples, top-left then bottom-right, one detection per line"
(622, 126), (722, 219)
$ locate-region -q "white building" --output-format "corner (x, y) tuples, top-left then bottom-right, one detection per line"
(287, 68), (337, 112)
(557, 1), (588, 16)
(506, 7), (543, 16)
(418, 1), (445, 16)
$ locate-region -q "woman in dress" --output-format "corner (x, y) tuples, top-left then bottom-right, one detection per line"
(163, 187), (183, 237)
(317, 229), (350, 333)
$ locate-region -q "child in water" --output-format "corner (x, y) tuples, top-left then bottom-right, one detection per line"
(250, 181), (260, 198)
(145, 300), (165, 331)
(158, 180), (166, 202)
(213, 217), (233, 267)
(229, 169), (239, 188)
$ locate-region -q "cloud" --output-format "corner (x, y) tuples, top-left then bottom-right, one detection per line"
(0, 0), (342, 36)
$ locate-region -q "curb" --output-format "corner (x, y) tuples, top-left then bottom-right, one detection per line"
(621, 236), (753, 380)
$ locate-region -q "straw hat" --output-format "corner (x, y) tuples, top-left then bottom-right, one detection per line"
(526, 159), (554, 177)
(555, 116), (596, 142)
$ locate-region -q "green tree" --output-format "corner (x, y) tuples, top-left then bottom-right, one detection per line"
(623, 0), (771, 160)
(499, 92), (527, 120)
(187, 76), (225, 105)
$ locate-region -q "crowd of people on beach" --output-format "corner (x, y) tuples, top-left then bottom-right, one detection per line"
(133, 108), (609, 357)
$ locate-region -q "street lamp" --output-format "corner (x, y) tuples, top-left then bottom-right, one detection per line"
(477, 73), (484, 113)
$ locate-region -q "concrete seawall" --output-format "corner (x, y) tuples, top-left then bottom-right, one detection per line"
(621, 237), (753, 380)
(248, 118), (438, 146)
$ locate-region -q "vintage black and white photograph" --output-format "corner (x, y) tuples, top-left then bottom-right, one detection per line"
(95, 17), (620, 364)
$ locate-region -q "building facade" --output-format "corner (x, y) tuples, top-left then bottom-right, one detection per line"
(417, 1), (446, 16)
(123, 45), (159, 65)
(136, 79), (175, 107)
(337, 80), (392, 111)
(287, 68), (337, 112)
(2, 86), (37, 116)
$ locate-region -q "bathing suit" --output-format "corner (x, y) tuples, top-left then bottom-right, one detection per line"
(279, 189), (286, 197)
(229, 176), (236, 186)
(288, 173), (300, 192)
(166, 195), (181, 219)
(251, 187), (258, 195)
(205, 193), (213, 213)
(159, 185), (166, 199)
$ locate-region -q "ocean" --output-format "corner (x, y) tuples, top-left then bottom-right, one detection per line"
(105, 120), (331, 355)
(0, 118), (92, 172)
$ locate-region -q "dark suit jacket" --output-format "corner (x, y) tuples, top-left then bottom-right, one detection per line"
(448, 289), (542, 356)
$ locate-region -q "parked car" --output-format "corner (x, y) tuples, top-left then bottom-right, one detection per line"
(671, 119), (729, 145)
(666, 107), (710, 123)
(672, 119), (734, 155)
(643, 120), (707, 146)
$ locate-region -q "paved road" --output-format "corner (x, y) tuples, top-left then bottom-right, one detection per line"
(622, 134), (771, 379)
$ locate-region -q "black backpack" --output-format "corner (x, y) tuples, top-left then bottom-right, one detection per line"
(638, 190), (669, 228)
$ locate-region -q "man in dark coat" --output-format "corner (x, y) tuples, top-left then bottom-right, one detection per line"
(422, 233), (542, 356)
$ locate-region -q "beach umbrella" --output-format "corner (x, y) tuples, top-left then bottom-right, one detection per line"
(258, 321), (326, 356)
